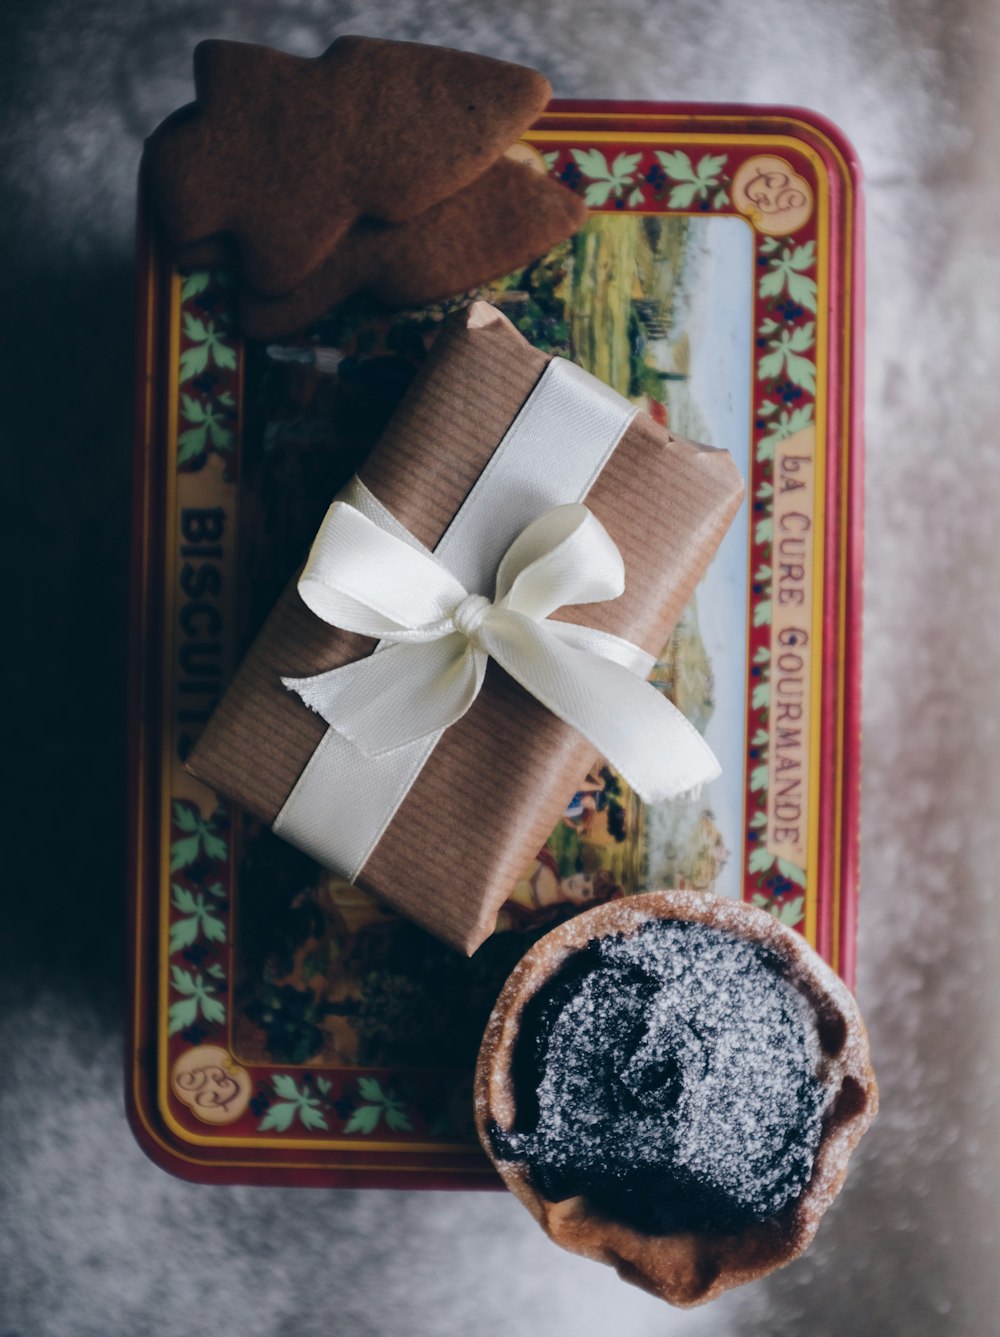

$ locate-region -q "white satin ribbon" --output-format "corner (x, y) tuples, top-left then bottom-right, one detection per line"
(282, 497), (718, 803)
(272, 356), (719, 882)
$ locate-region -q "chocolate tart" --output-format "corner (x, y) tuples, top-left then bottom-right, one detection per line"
(474, 890), (877, 1306)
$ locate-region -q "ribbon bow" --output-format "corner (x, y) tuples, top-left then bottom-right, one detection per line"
(283, 497), (719, 803)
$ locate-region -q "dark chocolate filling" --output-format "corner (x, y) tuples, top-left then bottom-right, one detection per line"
(489, 919), (828, 1235)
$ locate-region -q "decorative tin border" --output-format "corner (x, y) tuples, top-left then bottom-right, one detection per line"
(127, 103), (862, 1184)
(526, 132), (828, 946)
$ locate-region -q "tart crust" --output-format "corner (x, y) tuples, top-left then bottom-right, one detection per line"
(474, 889), (878, 1306)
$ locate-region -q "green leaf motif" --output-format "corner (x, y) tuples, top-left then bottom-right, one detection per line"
(749, 846), (775, 874)
(776, 896), (806, 925)
(668, 181), (699, 209)
(181, 393), (206, 425)
(179, 313), (237, 383)
(384, 1105), (414, 1133)
(777, 857), (808, 888)
(170, 803), (228, 872)
(173, 803), (199, 833)
(753, 646), (771, 665)
(260, 1075), (330, 1132)
(201, 829), (227, 861)
(179, 343), (209, 381)
(169, 832), (201, 872)
(357, 1076), (383, 1103)
(786, 269), (818, 309)
(177, 391), (235, 464)
(791, 241), (817, 267)
(344, 1104), (381, 1135)
(758, 324), (816, 395)
(177, 425), (208, 463)
(750, 764), (769, 792)
(343, 1078), (413, 1134)
(759, 402), (815, 462)
(169, 884), (227, 954)
(168, 997), (198, 1033)
(782, 352), (816, 395)
(754, 516), (773, 545)
(181, 270), (211, 299)
(170, 965), (198, 996)
(570, 148), (609, 177)
(299, 1103), (329, 1132)
(168, 914), (199, 954)
(571, 147), (642, 203)
(183, 313), (208, 341)
(785, 403), (815, 433)
(655, 150), (696, 182)
(696, 152), (728, 181)
(171, 885), (198, 915)
(167, 965), (225, 1034)
(259, 1102), (297, 1133)
(757, 348), (785, 381)
(752, 727), (769, 747)
(749, 808), (768, 829)
(758, 240), (818, 312)
(201, 995), (226, 1026)
(317, 1077), (332, 1096)
(272, 1074), (300, 1101)
(753, 599), (772, 628)
(752, 680), (771, 710)
(612, 151), (642, 178)
(787, 322), (816, 353)
(583, 180), (613, 207)
(656, 150), (729, 207)
(201, 912), (226, 944)
(758, 269), (786, 301)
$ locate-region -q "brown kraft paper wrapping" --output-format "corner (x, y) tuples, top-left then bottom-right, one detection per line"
(186, 301), (745, 954)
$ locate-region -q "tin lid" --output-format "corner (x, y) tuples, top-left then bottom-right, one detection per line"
(128, 100), (863, 1187)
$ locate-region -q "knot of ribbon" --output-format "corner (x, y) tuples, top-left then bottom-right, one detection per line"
(283, 495), (719, 804)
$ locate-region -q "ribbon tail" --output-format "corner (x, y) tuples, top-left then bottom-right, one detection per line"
(482, 612), (720, 803)
(283, 636), (486, 756)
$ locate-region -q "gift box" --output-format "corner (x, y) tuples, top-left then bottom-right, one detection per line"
(186, 300), (744, 953)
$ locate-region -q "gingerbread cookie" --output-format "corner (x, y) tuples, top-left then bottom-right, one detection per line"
(145, 36), (552, 295)
(236, 157), (587, 339)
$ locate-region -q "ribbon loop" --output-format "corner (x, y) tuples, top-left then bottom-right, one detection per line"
(495, 502), (624, 617)
(283, 483), (720, 803)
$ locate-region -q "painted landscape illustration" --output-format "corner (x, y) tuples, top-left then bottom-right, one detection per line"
(229, 211), (752, 1071)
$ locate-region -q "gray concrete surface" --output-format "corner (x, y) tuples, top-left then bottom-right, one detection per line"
(3, 1), (999, 1332)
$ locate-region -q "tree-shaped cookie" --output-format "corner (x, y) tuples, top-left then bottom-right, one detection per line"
(237, 158), (588, 339)
(144, 36), (552, 295)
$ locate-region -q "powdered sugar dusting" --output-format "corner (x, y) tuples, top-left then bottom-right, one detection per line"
(494, 919), (836, 1233)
